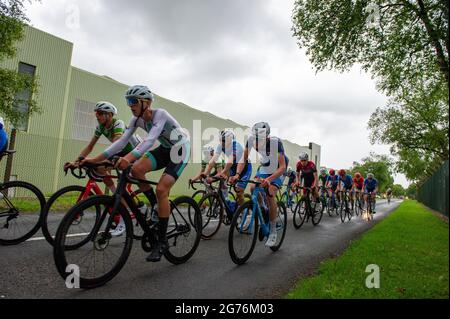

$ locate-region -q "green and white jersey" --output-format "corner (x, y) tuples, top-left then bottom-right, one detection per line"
(94, 118), (141, 154)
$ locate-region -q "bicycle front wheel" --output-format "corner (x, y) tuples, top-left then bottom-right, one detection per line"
(197, 193), (223, 239)
(228, 201), (258, 265)
(42, 185), (100, 246)
(339, 200), (346, 223)
(164, 196), (202, 265)
(53, 195), (133, 289)
(0, 181), (45, 245)
(293, 198), (307, 229)
(270, 202), (287, 252)
(311, 200), (324, 226)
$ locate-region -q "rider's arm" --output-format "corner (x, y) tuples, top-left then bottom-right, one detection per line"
(312, 171), (318, 188)
(221, 156), (234, 176)
(101, 117), (138, 161)
(78, 136), (99, 160)
(204, 152), (220, 176)
(235, 146), (249, 178)
(268, 153), (286, 181)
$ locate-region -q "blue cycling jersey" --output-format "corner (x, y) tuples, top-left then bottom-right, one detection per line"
(326, 175), (339, 185)
(339, 174), (353, 188)
(215, 140), (246, 172)
(0, 117), (8, 153)
(364, 178), (378, 190)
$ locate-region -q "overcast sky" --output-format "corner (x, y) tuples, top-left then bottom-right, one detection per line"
(24, 0), (409, 187)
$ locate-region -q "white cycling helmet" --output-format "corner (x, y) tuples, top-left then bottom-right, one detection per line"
(367, 173), (374, 178)
(94, 101), (117, 115)
(125, 85), (154, 101)
(287, 166), (294, 174)
(251, 122), (270, 138)
(299, 152), (309, 161)
(320, 167), (328, 174)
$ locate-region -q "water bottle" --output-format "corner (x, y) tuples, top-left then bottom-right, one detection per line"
(138, 202), (149, 217)
(229, 201), (236, 213)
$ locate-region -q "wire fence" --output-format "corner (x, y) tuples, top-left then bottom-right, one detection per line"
(417, 160), (449, 217)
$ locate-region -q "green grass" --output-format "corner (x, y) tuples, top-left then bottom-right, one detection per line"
(286, 200), (449, 299)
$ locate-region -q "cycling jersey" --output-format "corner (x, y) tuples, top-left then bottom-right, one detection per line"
(353, 176), (364, 189)
(319, 174), (328, 187)
(326, 175), (339, 189)
(339, 174), (353, 189)
(246, 136), (287, 175)
(103, 108), (188, 159)
(94, 118), (141, 155)
(284, 171), (296, 186)
(296, 161), (317, 187)
(215, 140), (248, 173)
(364, 178), (378, 191)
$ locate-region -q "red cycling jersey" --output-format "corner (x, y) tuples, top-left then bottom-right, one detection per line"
(296, 161), (317, 186)
(353, 177), (364, 189)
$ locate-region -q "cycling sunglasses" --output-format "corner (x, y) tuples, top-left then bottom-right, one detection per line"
(126, 97), (140, 106)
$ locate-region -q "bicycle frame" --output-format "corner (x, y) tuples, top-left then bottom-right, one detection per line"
(239, 185), (271, 237)
(89, 165), (191, 243)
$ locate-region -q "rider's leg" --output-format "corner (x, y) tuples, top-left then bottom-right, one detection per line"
(131, 156), (158, 206)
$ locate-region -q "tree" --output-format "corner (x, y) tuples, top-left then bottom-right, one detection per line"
(292, 1), (449, 184)
(406, 183), (418, 199)
(349, 153), (395, 192)
(292, 0), (448, 97)
(391, 184), (406, 197)
(369, 80), (449, 182)
(1, 0), (40, 127)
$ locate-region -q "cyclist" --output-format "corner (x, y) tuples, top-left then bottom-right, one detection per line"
(318, 167), (329, 198)
(283, 167), (296, 206)
(386, 187), (392, 204)
(0, 116), (8, 154)
(325, 169), (339, 208)
(82, 85), (190, 262)
(364, 173), (379, 213)
(295, 152), (318, 201)
(190, 145), (224, 182)
(230, 122), (288, 248)
(337, 169), (354, 209)
(203, 130), (252, 212)
(66, 101), (142, 236)
(353, 172), (365, 208)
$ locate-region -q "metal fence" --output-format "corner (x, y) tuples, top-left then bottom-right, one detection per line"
(417, 160), (449, 216)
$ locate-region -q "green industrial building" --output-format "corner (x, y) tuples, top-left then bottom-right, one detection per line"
(0, 26), (321, 196)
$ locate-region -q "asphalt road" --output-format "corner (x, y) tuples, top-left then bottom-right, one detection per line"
(0, 199), (401, 299)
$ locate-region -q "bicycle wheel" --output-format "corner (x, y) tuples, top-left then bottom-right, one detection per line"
(53, 195), (133, 289)
(354, 198), (360, 216)
(197, 193), (223, 239)
(42, 185), (100, 246)
(368, 198), (374, 221)
(270, 202), (287, 252)
(311, 199), (324, 226)
(346, 197), (353, 221)
(339, 198), (346, 223)
(164, 196), (202, 265)
(326, 197), (333, 217)
(0, 181), (46, 245)
(228, 201), (258, 265)
(293, 198), (307, 229)
(191, 190), (206, 203)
